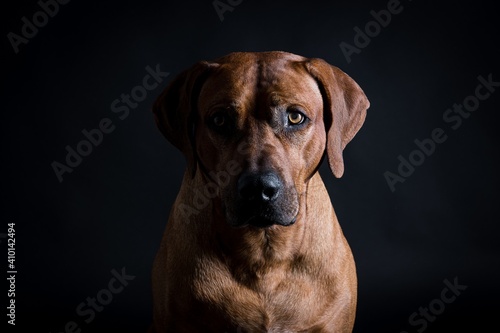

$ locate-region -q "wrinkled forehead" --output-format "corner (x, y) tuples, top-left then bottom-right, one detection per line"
(198, 56), (322, 111)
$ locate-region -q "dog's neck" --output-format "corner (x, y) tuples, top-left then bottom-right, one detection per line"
(180, 171), (338, 281)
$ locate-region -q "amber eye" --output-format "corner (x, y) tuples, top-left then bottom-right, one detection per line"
(287, 111), (305, 125)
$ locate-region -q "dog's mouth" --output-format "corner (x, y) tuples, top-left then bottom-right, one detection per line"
(222, 171), (300, 228)
(223, 200), (299, 229)
(236, 215), (297, 229)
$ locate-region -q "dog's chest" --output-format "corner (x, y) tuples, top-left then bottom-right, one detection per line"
(192, 259), (331, 331)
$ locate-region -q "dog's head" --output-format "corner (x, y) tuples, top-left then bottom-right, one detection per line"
(153, 51), (369, 228)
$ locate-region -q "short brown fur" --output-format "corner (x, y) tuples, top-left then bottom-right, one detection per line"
(151, 51), (369, 332)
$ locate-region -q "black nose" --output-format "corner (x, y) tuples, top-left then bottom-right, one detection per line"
(237, 172), (282, 203)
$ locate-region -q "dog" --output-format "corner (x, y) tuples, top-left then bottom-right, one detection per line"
(151, 51), (369, 332)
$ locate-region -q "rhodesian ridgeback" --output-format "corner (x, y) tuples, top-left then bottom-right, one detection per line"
(151, 51), (369, 332)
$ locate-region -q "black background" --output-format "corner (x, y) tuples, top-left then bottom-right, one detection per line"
(2, 0), (499, 332)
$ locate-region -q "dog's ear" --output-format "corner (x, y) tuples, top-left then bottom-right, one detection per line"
(305, 58), (370, 178)
(153, 61), (217, 175)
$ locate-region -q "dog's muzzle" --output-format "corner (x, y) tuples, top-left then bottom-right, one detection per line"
(228, 171), (297, 228)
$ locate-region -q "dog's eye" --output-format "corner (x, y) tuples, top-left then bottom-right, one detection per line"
(287, 111), (305, 125)
(208, 112), (234, 134)
(212, 114), (226, 127)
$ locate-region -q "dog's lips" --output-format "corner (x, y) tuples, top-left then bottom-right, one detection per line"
(230, 214), (297, 229)
(222, 190), (299, 228)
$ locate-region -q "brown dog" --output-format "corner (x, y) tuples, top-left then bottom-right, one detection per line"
(151, 51), (369, 332)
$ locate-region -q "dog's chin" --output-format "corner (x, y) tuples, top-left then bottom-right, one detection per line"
(228, 215), (297, 229)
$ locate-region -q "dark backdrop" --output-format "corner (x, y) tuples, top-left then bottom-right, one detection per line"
(2, 0), (499, 332)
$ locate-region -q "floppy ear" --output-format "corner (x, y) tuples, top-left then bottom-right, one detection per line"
(305, 58), (370, 178)
(152, 61), (217, 175)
